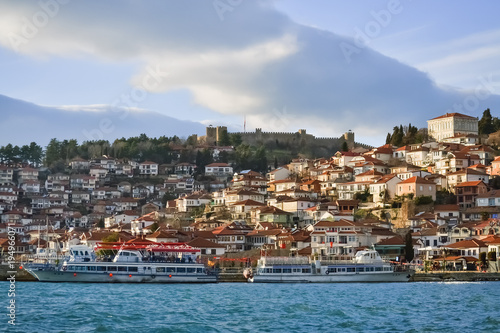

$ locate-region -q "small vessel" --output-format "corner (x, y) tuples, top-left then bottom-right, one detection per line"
(24, 243), (217, 283)
(247, 250), (413, 283)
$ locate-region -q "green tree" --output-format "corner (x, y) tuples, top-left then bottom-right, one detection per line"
(150, 222), (159, 233)
(218, 129), (231, 146)
(102, 232), (120, 243)
(405, 231), (414, 262)
(230, 133), (243, 147)
(254, 146), (268, 173)
(341, 141), (349, 152)
(45, 138), (62, 167)
(478, 108), (495, 135)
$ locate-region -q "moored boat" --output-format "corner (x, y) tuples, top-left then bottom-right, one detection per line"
(246, 249), (413, 283)
(24, 243), (217, 283)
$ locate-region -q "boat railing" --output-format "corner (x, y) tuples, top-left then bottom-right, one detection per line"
(22, 253), (68, 263)
(260, 257), (310, 265)
(319, 259), (357, 265)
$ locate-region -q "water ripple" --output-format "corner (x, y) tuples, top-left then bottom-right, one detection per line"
(1, 281), (500, 332)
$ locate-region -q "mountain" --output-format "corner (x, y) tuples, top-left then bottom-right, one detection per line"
(0, 94), (205, 146)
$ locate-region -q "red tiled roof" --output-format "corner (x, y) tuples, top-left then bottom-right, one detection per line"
(399, 176), (435, 185)
(206, 163), (230, 167)
(430, 113), (477, 120)
(455, 180), (485, 187)
(187, 237), (225, 248)
(377, 235), (405, 246)
(444, 239), (487, 249)
(434, 204), (460, 211)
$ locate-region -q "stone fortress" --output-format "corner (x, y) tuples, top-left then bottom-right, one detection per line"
(200, 125), (371, 151)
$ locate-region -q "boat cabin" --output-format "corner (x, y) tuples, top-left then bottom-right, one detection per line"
(68, 245), (95, 262)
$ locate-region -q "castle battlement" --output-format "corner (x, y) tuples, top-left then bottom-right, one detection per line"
(204, 126), (357, 151)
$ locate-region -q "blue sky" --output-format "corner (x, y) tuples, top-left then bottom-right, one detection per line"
(1, 0), (500, 146)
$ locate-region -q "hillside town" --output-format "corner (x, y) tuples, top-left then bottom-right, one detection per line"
(3, 111), (500, 272)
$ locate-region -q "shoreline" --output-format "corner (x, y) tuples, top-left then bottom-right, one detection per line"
(4, 264), (500, 283)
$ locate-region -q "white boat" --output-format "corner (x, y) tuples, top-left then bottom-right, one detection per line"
(245, 250), (413, 283)
(24, 243), (217, 283)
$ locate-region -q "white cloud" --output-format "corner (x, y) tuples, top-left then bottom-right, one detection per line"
(1, 0), (500, 144)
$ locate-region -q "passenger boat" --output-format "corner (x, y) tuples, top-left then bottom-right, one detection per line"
(24, 243), (217, 283)
(245, 250), (413, 283)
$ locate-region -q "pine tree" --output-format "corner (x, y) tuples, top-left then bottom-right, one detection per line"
(478, 108), (495, 135)
(405, 231), (414, 262)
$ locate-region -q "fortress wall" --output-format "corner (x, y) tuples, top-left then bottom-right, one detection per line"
(221, 127), (361, 151)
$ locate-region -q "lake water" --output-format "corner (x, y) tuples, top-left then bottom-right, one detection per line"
(2, 281), (500, 332)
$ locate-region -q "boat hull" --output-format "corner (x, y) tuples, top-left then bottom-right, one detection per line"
(26, 269), (217, 283)
(250, 272), (412, 283)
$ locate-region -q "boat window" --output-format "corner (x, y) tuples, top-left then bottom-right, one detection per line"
(282, 268), (292, 274)
(187, 267), (196, 273)
(264, 268), (272, 273)
(76, 266), (85, 271)
(96, 266), (106, 271)
(375, 267), (382, 271)
(197, 268), (204, 274)
(356, 267), (364, 272)
(347, 268), (355, 272)
(177, 267), (186, 273)
(156, 267), (165, 273)
(67, 265), (74, 270)
(86, 266), (96, 271)
(272, 268), (282, 274)
(108, 266), (117, 271)
(128, 267), (138, 272)
(338, 268), (346, 273)
(384, 267), (391, 271)
(302, 268), (311, 273)
(328, 268), (337, 273)
(118, 266), (127, 272)
(123, 252), (129, 256)
(166, 267), (175, 273)
(85, 251), (89, 256)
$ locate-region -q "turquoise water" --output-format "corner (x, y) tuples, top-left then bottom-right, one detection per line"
(2, 281), (500, 332)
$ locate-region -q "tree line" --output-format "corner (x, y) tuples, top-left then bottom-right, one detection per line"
(1, 132), (270, 174)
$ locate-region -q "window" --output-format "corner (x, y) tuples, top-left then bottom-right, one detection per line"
(166, 267), (175, 273)
(187, 268), (196, 273)
(128, 267), (138, 272)
(108, 266), (117, 271)
(156, 267), (165, 273)
(118, 266), (127, 272)
(177, 267), (186, 273)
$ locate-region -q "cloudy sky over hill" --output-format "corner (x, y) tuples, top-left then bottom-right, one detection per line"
(1, 0), (500, 146)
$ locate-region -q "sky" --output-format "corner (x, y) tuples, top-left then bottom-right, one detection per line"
(1, 0), (500, 147)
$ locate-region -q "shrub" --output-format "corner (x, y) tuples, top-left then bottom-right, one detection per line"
(414, 195), (433, 205)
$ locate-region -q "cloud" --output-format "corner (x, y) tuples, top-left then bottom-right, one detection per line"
(1, 0), (500, 145)
(0, 94), (205, 146)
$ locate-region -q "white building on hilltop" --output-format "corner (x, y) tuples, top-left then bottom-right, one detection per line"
(427, 113), (478, 142)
